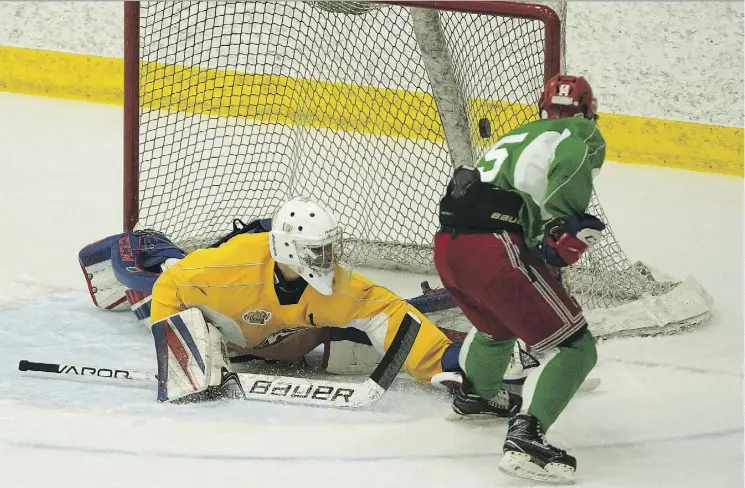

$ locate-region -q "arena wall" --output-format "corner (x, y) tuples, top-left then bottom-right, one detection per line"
(0, 1), (742, 175)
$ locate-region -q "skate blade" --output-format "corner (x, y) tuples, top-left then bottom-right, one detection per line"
(445, 411), (509, 422)
(499, 451), (575, 485)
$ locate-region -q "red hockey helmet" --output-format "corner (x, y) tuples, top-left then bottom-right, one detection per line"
(538, 75), (598, 121)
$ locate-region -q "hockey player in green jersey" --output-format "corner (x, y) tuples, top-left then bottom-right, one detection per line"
(433, 74), (605, 484)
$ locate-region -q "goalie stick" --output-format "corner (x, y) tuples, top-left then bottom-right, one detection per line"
(18, 312), (422, 409)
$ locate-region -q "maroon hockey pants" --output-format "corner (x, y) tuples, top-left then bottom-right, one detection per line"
(433, 231), (587, 352)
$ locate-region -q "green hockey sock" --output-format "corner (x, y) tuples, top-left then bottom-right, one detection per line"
(460, 331), (515, 400)
(526, 329), (597, 430)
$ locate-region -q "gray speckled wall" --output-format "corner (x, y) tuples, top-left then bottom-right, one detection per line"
(566, 2), (743, 127)
(0, 2), (122, 57)
(0, 1), (742, 127)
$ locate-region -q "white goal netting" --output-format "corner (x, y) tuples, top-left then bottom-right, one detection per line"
(127, 1), (713, 339)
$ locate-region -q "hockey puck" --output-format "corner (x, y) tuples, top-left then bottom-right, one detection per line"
(18, 360), (28, 371)
(478, 118), (491, 139)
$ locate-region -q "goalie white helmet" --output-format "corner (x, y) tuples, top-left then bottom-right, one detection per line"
(269, 196), (343, 295)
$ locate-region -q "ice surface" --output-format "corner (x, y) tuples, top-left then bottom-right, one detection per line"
(0, 92), (742, 487)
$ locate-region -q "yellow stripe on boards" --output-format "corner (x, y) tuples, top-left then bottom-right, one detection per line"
(142, 63), (443, 141)
(139, 63), (536, 143)
(599, 114), (743, 176)
(0, 45), (123, 104)
(1, 45), (742, 176)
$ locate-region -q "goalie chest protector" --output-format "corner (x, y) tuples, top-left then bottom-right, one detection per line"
(439, 166), (524, 235)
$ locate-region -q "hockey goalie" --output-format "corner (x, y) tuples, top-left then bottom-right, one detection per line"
(80, 197), (500, 404)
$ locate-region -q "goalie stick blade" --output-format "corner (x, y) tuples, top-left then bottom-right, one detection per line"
(237, 374), (385, 408)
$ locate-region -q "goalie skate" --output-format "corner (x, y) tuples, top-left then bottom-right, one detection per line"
(499, 413), (576, 485)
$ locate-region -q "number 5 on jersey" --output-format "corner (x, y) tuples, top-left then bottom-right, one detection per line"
(477, 133), (529, 182)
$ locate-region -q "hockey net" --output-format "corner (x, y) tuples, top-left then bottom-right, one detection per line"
(123, 1), (712, 339)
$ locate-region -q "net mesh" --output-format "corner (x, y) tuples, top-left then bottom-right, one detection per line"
(134, 1), (693, 317)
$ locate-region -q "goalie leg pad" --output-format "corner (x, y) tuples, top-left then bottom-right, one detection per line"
(151, 309), (243, 403)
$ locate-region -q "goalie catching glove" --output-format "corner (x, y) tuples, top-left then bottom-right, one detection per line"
(151, 308), (244, 403)
(541, 213), (605, 267)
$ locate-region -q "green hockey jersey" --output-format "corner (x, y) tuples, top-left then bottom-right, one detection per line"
(474, 116), (606, 253)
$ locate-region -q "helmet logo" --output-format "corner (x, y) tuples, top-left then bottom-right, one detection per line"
(558, 84), (571, 97)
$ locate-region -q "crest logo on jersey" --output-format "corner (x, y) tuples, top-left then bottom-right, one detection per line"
(242, 309), (272, 325)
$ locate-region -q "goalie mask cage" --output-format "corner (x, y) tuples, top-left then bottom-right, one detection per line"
(123, 1), (712, 339)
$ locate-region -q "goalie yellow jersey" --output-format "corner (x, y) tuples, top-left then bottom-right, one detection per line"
(149, 232), (451, 381)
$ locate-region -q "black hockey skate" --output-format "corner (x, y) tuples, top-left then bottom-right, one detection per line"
(499, 413), (577, 485)
(449, 380), (522, 420)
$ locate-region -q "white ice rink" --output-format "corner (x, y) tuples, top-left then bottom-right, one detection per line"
(0, 92), (742, 487)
